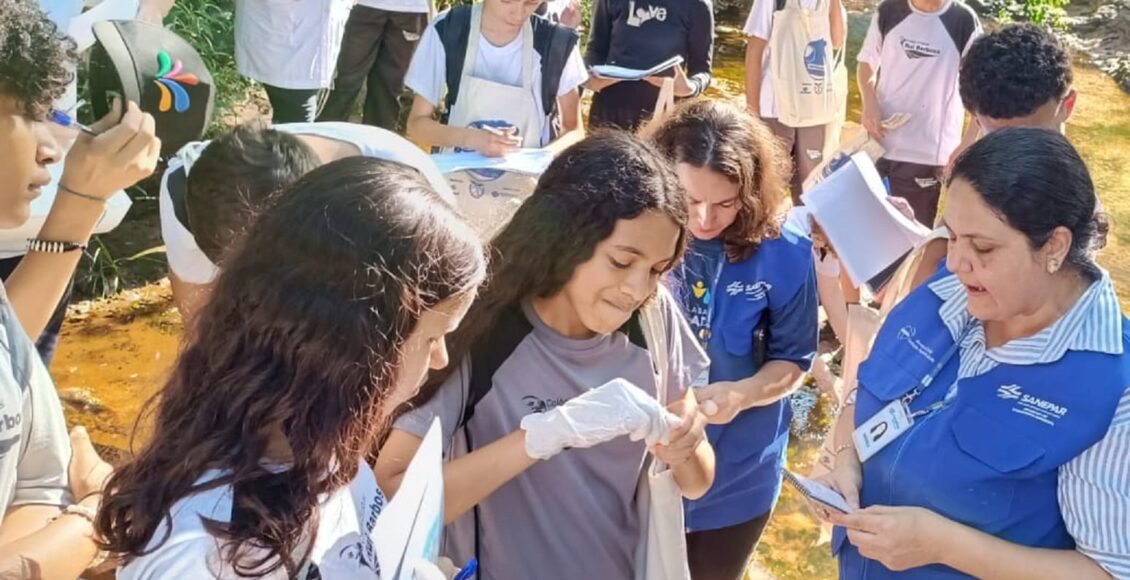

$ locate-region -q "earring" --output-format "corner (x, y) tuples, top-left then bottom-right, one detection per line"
(1047, 259), (1060, 274)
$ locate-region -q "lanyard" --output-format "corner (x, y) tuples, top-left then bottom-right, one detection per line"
(685, 252), (725, 346)
(899, 333), (964, 420)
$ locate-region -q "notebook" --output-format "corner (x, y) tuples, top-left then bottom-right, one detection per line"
(783, 470), (854, 514)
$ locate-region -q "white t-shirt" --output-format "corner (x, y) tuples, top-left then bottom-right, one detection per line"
(0, 288), (72, 515)
(857, 0), (981, 166)
(118, 462), (385, 580)
(235, 0), (354, 89)
(358, 0), (429, 14)
(743, 0), (826, 120)
(404, 12), (589, 146)
(159, 122), (455, 285)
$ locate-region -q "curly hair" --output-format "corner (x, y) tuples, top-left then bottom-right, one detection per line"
(97, 157), (486, 577)
(959, 23), (1072, 120)
(0, 0), (77, 118)
(645, 99), (792, 262)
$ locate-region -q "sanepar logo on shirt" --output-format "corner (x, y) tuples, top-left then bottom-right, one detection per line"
(626, 1), (667, 27)
(998, 384), (1069, 426)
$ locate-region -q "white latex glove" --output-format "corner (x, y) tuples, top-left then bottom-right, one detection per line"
(520, 378), (681, 460)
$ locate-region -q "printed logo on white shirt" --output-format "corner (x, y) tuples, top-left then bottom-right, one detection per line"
(997, 384), (1069, 426)
(898, 37), (942, 60)
(626, 0), (667, 27)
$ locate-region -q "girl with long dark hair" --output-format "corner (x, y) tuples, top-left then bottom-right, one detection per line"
(377, 131), (715, 580)
(96, 157), (487, 578)
(649, 99), (819, 580)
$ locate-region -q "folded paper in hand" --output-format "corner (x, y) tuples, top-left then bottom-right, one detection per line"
(591, 56), (684, 81)
(784, 470), (854, 514)
(374, 419), (444, 579)
(431, 148), (556, 176)
(801, 152), (930, 293)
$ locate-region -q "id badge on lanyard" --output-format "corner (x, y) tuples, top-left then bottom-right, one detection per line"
(853, 337), (963, 463)
(689, 254), (725, 346)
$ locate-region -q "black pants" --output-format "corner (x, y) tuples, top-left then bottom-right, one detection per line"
(685, 510), (773, 580)
(318, 6), (426, 131)
(0, 255), (73, 367)
(263, 84), (320, 124)
(875, 158), (944, 227)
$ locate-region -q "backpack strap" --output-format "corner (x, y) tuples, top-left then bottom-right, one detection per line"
(461, 304), (534, 427)
(437, 5), (474, 124)
(530, 16), (580, 119)
(166, 165), (194, 236)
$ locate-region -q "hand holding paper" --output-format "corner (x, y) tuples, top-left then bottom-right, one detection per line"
(520, 378), (681, 460)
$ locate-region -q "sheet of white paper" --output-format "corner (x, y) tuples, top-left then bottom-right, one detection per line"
(801, 152), (929, 288)
(374, 419), (445, 580)
(67, 0), (140, 52)
(431, 148), (555, 176)
(785, 471), (854, 513)
(591, 56), (684, 81)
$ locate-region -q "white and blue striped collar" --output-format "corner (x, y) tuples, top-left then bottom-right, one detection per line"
(928, 270), (1124, 366)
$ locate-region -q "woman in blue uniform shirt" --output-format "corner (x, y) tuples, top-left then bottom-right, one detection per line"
(650, 100), (819, 580)
(815, 127), (1130, 579)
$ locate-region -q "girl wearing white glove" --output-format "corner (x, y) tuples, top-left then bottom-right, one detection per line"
(377, 131), (715, 580)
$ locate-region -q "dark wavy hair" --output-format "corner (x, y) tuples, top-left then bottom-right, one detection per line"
(0, 0), (77, 118)
(646, 99), (791, 262)
(949, 127), (1106, 281)
(417, 131), (687, 398)
(959, 23), (1072, 120)
(97, 157), (486, 576)
(187, 122), (321, 263)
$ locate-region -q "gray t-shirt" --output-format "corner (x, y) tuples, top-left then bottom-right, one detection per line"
(0, 287), (72, 515)
(395, 292), (708, 580)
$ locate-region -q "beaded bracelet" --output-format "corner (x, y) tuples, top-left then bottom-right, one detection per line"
(26, 239), (87, 254)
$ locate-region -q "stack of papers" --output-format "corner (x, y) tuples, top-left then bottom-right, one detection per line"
(431, 148), (555, 176)
(374, 419), (445, 579)
(591, 56), (684, 81)
(801, 152), (930, 292)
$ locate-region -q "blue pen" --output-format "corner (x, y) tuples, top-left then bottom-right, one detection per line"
(453, 557), (478, 580)
(48, 110), (96, 135)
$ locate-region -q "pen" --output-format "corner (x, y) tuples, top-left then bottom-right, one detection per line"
(453, 557), (478, 580)
(48, 109), (97, 135)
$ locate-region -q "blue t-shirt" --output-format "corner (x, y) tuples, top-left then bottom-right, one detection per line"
(672, 228), (819, 531)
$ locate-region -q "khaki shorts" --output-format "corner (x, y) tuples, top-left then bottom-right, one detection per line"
(762, 117), (827, 206)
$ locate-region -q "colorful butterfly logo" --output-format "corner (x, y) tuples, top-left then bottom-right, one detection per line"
(153, 51), (199, 113)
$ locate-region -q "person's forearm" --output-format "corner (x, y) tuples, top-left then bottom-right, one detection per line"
(584, 76), (620, 93)
(0, 506), (100, 580)
(545, 93), (584, 155)
(829, 0), (846, 50)
(545, 124), (584, 156)
(732, 360), (805, 408)
(745, 39), (767, 113)
(858, 63), (879, 108)
(817, 268), (848, 343)
(937, 519), (1113, 580)
(829, 400), (856, 452)
(6, 194), (106, 339)
(407, 115), (476, 152)
(670, 440), (714, 500)
(439, 431), (537, 523)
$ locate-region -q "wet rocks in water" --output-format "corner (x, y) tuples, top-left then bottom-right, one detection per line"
(58, 387), (106, 413)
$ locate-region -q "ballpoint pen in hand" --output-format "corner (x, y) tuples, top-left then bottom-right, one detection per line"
(48, 109), (97, 135)
(453, 557), (478, 580)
